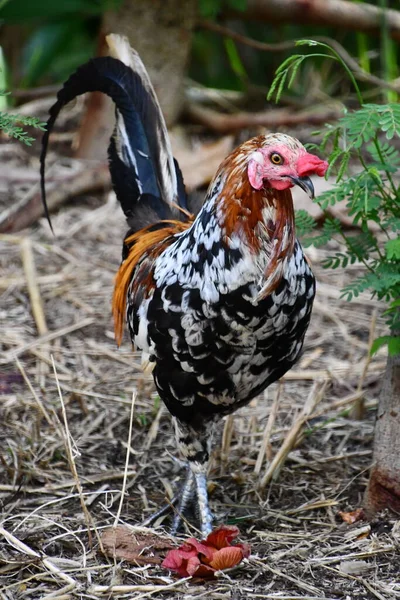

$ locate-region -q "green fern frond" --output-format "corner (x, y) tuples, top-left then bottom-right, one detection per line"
(0, 111), (46, 146)
(295, 210), (317, 238)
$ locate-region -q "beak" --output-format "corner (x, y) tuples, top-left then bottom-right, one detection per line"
(290, 175), (315, 199)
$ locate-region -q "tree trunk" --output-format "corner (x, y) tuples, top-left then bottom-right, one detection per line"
(103, 0), (196, 127)
(76, 0), (196, 161)
(366, 344), (400, 514)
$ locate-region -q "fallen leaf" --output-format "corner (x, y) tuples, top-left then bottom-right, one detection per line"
(338, 508), (365, 524)
(101, 525), (175, 565)
(162, 525), (250, 578)
(209, 546), (244, 571)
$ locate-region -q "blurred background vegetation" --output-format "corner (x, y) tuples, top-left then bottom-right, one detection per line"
(0, 0), (398, 109)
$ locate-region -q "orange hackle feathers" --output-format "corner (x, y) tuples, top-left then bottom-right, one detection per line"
(112, 220), (192, 345)
(259, 187), (295, 298)
(215, 137), (296, 296)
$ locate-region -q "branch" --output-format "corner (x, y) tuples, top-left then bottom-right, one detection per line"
(198, 21), (400, 95)
(185, 103), (341, 134)
(235, 0), (400, 42)
(0, 162), (110, 233)
(198, 19), (295, 52)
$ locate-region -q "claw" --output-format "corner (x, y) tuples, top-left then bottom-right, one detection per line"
(140, 465), (214, 536)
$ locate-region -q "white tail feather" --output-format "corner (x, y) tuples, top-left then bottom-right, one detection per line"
(106, 33), (178, 209)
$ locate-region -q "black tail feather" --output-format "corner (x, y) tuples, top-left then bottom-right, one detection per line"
(40, 56), (187, 230)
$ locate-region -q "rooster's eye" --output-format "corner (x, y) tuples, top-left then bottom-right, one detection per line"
(270, 153), (283, 165)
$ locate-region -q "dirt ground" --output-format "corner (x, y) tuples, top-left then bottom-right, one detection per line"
(0, 126), (399, 599)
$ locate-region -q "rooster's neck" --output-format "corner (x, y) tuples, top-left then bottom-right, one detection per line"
(212, 166), (296, 258)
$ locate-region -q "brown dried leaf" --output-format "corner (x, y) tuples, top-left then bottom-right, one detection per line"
(338, 508), (365, 524)
(101, 525), (175, 565)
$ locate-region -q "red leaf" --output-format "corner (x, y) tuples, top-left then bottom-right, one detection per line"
(185, 538), (215, 560)
(162, 525), (251, 579)
(162, 546), (198, 577)
(209, 546), (244, 571)
(236, 542), (251, 559)
(185, 555), (203, 576)
(190, 563), (217, 578)
(204, 525), (240, 549)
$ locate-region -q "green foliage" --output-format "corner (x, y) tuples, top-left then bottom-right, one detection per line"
(0, 0), (121, 21)
(0, 95), (46, 145)
(0, 0), (122, 88)
(199, 0), (247, 19)
(281, 40), (400, 355)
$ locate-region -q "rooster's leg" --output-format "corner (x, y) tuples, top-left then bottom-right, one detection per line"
(193, 467), (213, 536)
(170, 468), (195, 534)
(175, 418), (215, 537)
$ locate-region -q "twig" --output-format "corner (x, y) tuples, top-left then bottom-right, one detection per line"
(198, 19), (295, 52)
(259, 380), (327, 489)
(143, 403), (165, 450)
(0, 317), (94, 363)
(52, 355), (102, 552)
(313, 299), (368, 351)
(0, 525), (78, 588)
(221, 414), (235, 464)
(0, 273), (72, 289)
(41, 584), (77, 600)
(247, 596), (336, 600)
(251, 558), (322, 595)
(114, 388), (137, 527)
(318, 564), (392, 600)
(20, 237), (48, 337)
(254, 385), (281, 475)
(310, 545), (396, 565)
(15, 358), (53, 426)
(88, 580), (190, 597)
(314, 36), (400, 94)
(352, 309), (377, 419)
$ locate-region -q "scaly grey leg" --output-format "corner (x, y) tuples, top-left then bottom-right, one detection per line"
(174, 417), (215, 536)
(194, 469), (213, 536)
(170, 468), (195, 534)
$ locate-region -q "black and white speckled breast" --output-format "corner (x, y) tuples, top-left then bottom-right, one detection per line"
(126, 204), (315, 425)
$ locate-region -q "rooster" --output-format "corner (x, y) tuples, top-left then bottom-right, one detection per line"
(41, 35), (328, 536)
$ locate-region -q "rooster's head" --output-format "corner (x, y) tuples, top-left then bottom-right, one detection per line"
(247, 133), (328, 198)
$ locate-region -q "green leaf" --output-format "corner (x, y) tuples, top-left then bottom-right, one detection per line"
(295, 210), (317, 237)
(340, 106), (380, 147)
(224, 38), (247, 80)
(385, 238), (400, 260)
(0, 109), (46, 145)
(371, 335), (400, 356)
(377, 104), (400, 140)
(295, 39), (320, 48)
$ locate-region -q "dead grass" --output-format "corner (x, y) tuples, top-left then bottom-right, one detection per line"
(0, 181), (399, 598)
